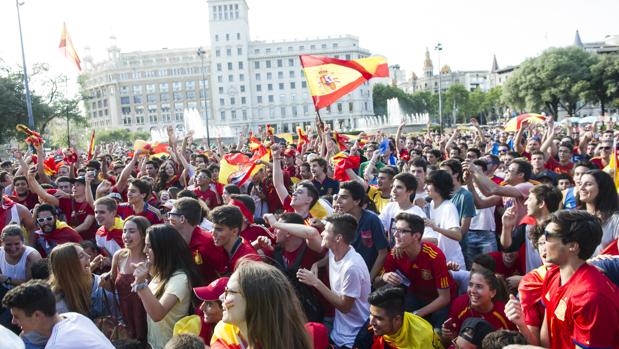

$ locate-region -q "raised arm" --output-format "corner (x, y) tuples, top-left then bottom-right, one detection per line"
(513, 119), (528, 154)
(116, 150), (141, 193)
(264, 214), (323, 252)
(33, 144), (53, 185)
(26, 167), (59, 206)
(394, 120), (406, 158)
(468, 162), (524, 199)
(271, 144), (289, 206)
(540, 118), (556, 157)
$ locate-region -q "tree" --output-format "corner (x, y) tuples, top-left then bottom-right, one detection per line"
(587, 54), (619, 115)
(503, 47), (597, 117)
(444, 84), (469, 124)
(0, 64), (86, 143)
(95, 129), (150, 145)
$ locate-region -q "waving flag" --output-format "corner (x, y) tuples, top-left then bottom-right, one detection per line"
(332, 131), (349, 151)
(300, 55), (388, 110)
(58, 22), (82, 71)
(218, 148), (269, 186)
(331, 152), (361, 182)
(503, 113), (545, 132)
(296, 127), (309, 152)
(87, 130), (95, 160)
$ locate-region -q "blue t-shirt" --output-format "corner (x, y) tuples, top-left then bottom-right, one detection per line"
(352, 209), (389, 272)
(590, 257), (619, 289)
(450, 187), (476, 222)
(312, 176), (340, 196)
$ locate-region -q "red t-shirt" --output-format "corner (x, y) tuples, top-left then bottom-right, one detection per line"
(263, 173), (292, 213)
(488, 251), (524, 278)
(193, 187), (218, 209)
(189, 226), (227, 284)
(382, 242), (456, 302)
(57, 197), (96, 240)
(542, 264), (619, 349)
(9, 192), (39, 210)
(448, 294), (516, 333)
(117, 202), (162, 225)
(239, 224), (272, 243)
(224, 238), (260, 275)
(34, 225), (83, 257)
(544, 157), (574, 174)
(518, 265), (549, 327)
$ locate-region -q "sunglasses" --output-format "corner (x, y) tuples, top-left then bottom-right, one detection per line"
(543, 229), (562, 240)
(165, 212), (183, 218)
(36, 216), (54, 224)
(601, 146), (612, 150)
(498, 149), (508, 153)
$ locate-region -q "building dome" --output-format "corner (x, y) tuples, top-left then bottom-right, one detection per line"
(410, 72), (418, 80)
(440, 65), (451, 74)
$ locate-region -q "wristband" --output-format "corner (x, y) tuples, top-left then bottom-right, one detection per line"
(132, 280), (149, 293)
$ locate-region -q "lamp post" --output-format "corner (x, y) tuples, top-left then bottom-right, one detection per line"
(15, 0), (34, 128)
(197, 47), (211, 147)
(435, 42), (443, 133)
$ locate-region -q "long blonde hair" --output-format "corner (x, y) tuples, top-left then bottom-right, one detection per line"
(235, 259), (312, 349)
(49, 243), (92, 315)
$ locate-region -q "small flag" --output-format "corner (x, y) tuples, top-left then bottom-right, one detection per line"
(58, 22), (82, 71)
(332, 131), (349, 151)
(331, 152), (361, 182)
(300, 55), (388, 110)
(87, 130), (95, 160)
(296, 127), (309, 152)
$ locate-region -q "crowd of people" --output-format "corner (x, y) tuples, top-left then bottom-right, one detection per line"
(0, 116), (618, 349)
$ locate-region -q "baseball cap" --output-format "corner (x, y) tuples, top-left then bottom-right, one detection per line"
(193, 277), (229, 301)
(459, 317), (494, 346)
(533, 170), (557, 185)
(70, 176), (86, 185)
(108, 192), (122, 201)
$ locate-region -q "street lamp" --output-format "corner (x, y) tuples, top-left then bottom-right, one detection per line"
(435, 42), (443, 133)
(197, 47), (211, 147)
(15, 0), (34, 128)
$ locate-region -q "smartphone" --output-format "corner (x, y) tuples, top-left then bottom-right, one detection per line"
(394, 270), (412, 287)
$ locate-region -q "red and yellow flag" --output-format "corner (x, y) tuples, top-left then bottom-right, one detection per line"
(296, 127), (309, 152)
(606, 140), (619, 191)
(87, 130), (95, 160)
(59, 22), (81, 71)
(300, 55), (388, 110)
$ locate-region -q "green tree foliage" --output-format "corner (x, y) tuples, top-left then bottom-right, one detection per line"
(0, 64), (86, 143)
(444, 84), (469, 124)
(586, 54), (619, 115)
(95, 129), (151, 145)
(503, 47), (598, 117)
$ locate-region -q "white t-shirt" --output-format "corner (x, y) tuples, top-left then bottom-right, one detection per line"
(45, 312), (114, 349)
(328, 247), (371, 348)
(469, 188), (496, 231)
(147, 272), (191, 349)
(506, 182), (534, 225)
(0, 246), (37, 289)
(379, 202), (434, 246)
(426, 200), (465, 267)
(595, 213), (619, 256)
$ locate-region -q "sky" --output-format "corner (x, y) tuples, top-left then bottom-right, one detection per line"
(1, 0), (618, 94)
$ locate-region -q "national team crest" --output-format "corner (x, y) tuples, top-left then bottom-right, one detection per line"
(318, 69), (340, 92)
(420, 269), (433, 280)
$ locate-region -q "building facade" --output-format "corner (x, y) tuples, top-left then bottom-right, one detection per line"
(80, 0), (375, 137)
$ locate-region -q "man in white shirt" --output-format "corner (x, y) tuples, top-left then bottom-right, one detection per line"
(298, 213), (371, 349)
(2, 279), (114, 349)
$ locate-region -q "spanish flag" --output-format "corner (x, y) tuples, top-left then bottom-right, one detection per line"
(58, 22), (81, 71)
(87, 130), (95, 160)
(331, 151), (360, 182)
(300, 55), (388, 110)
(296, 127), (309, 152)
(218, 149), (269, 186)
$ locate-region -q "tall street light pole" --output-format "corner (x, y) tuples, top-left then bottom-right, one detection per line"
(16, 0), (35, 128)
(197, 47), (211, 147)
(435, 43), (443, 133)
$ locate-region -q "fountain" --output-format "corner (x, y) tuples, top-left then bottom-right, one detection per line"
(356, 97), (429, 131)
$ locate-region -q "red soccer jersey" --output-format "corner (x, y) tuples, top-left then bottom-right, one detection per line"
(518, 265), (549, 327)
(9, 192), (39, 210)
(224, 238), (260, 275)
(488, 251), (524, 278)
(382, 242), (456, 302)
(543, 264), (619, 349)
(239, 224), (272, 243)
(448, 294), (516, 333)
(57, 197), (96, 240)
(544, 157), (574, 175)
(193, 187), (218, 209)
(189, 226), (227, 283)
(117, 202), (162, 225)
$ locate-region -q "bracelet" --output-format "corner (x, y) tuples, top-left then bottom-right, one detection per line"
(132, 280), (149, 293)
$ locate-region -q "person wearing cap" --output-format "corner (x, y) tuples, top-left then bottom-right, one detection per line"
(26, 170), (97, 240)
(193, 277), (228, 343)
(448, 317), (494, 349)
(228, 194), (270, 243)
(168, 197), (227, 283)
(209, 205), (260, 276)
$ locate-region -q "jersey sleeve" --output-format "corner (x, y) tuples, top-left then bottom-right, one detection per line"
(382, 253), (396, 273)
(572, 291), (619, 348)
(431, 248), (451, 290)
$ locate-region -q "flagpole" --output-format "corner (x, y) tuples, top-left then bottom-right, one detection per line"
(15, 0), (35, 128)
(65, 74), (71, 148)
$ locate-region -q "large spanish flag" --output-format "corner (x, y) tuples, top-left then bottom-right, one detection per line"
(58, 22), (82, 71)
(300, 55), (388, 110)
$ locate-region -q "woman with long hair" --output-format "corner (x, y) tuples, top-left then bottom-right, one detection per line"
(211, 259), (313, 349)
(100, 216), (150, 344)
(154, 160), (182, 193)
(132, 224), (201, 349)
(577, 169), (619, 252)
(49, 242), (114, 318)
(441, 267), (514, 346)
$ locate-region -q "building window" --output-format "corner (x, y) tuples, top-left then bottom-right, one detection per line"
(173, 93), (183, 101)
(220, 98), (225, 105)
(238, 61), (244, 69)
(310, 44), (315, 50)
(241, 97), (246, 104)
(266, 60), (271, 68)
(299, 45), (304, 50)
(236, 33), (241, 40)
(217, 63), (222, 72)
(228, 75), (234, 82)
(226, 48), (232, 56)
(277, 59), (283, 67)
(230, 97), (235, 105)
(185, 81), (195, 90)
(218, 87), (224, 94)
(215, 34), (219, 42)
(278, 83), (284, 90)
(290, 82), (296, 89)
(121, 97), (130, 105)
(133, 85), (143, 94)
(277, 72), (283, 79)
(227, 62), (233, 70)
(255, 73), (261, 81)
(187, 91), (195, 99)
(242, 110), (247, 120)
(159, 83), (169, 92)
(237, 47), (242, 55)
(231, 110), (237, 120)
(215, 49), (220, 57)
(173, 82), (182, 91)
(333, 43), (338, 48)
(220, 111), (226, 121)
(254, 61), (260, 69)
(226, 33), (230, 41)
(121, 106), (131, 114)
(133, 96), (142, 104)
(267, 72), (272, 80)
(257, 96), (263, 103)
(239, 74), (245, 81)
(268, 95), (274, 102)
(267, 84), (273, 91)
(240, 85), (245, 92)
(346, 54), (351, 60)
(147, 94), (157, 103)
(146, 84), (156, 93)
(256, 85), (262, 92)
(280, 107), (286, 116)
(321, 44), (327, 49)
(288, 58), (294, 67)
(337, 103), (343, 113)
(217, 76), (223, 83)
